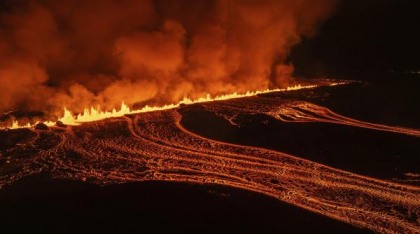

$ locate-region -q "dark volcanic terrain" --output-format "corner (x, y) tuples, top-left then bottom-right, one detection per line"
(1, 80), (419, 233)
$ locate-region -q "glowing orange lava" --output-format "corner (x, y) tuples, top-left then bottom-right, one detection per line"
(1, 96), (419, 233)
(2, 82), (347, 130)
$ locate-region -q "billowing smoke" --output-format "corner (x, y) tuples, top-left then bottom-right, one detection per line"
(0, 0), (338, 116)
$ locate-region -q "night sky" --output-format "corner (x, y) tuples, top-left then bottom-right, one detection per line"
(292, 0), (420, 80)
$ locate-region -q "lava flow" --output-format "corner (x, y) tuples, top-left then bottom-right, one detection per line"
(3, 81), (347, 130)
(1, 88), (419, 233)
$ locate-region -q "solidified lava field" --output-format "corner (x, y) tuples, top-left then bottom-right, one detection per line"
(1, 82), (419, 233)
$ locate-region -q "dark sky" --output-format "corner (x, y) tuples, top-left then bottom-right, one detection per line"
(291, 0), (420, 80)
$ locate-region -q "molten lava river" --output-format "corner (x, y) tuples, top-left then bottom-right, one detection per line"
(1, 84), (419, 233)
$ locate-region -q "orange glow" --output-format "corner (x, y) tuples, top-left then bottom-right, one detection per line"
(2, 94), (419, 233)
(0, 0), (338, 117)
(269, 101), (420, 138)
(2, 82), (347, 130)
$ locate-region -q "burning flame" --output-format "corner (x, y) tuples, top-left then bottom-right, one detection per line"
(1, 82), (348, 130)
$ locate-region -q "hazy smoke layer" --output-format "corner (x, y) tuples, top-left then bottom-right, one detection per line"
(0, 0), (337, 115)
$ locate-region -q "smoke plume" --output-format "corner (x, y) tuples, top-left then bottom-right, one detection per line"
(0, 0), (338, 116)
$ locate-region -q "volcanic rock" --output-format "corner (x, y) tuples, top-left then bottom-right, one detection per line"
(34, 123), (49, 130)
(56, 121), (67, 128)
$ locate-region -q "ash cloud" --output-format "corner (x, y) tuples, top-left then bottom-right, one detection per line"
(0, 0), (338, 116)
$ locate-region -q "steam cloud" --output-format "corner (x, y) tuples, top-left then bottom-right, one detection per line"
(0, 0), (337, 116)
